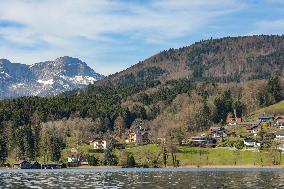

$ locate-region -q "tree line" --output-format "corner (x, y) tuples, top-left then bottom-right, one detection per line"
(0, 75), (283, 163)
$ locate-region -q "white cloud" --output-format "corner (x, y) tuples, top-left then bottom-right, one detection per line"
(0, 0), (245, 74)
(254, 19), (284, 34)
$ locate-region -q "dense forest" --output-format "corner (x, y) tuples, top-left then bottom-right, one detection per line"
(1, 35), (284, 163)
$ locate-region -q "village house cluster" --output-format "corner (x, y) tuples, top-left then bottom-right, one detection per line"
(189, 114), (284, 150)
(11, 124), (152, 169)
(12, 114), (284, 169)
(66, 126), (151, 166)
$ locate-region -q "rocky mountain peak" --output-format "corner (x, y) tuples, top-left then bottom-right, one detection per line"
(0, 56), (104, 99)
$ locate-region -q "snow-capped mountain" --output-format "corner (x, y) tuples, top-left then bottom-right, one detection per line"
(0, 56), (103, 99)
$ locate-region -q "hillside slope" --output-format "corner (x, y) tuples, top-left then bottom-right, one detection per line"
(250, 100), (284, 118)
(98, 35), (284, 86)
(1, 35), (284, 163)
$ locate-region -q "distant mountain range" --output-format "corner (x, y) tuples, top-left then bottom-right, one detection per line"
(0, 56), (103, 99)
(2, 35), (284, 99)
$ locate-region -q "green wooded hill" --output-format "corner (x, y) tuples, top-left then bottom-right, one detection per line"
(0, 35), (284, 163)
(98, 35), (284, 85)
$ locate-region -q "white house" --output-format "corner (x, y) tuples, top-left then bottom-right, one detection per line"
(244, 138), (260, 147)
(275, 131), (284, 141)
(90, 138), (107, 150)
(68, 153), (80, 163)
(208, 127), (227, 138)
(276, 118), (284, 129)
(278, 144), (284, 152)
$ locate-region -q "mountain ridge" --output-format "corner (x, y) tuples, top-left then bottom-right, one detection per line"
(98, 35), (284, 86)
(0, 56), (103, 99)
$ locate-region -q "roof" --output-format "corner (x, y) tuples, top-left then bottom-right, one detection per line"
(30, 161), (39, 165)
(244, 138), (257, 142)
(258, 114), (274, 119)
(237, 122), (260, 126)
(128, 129), (148, 135)
(13, 160), (28, 165)
(209, 127), (226, 131)
(276, 130), (284, 136)
(275, 116), (284, 120)
(90, 137), (105, 142)
(246, 125), (260, 130)
(209, 127), (220, 131)
(68, 152), (81, 157)
(91, 138), (106, 142)
(277, 119), (284, 123)
(226, 117), (242, 122)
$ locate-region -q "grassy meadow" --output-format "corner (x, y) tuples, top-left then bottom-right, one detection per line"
(127, 144), (284, 167)
(250, 100), (284, 118)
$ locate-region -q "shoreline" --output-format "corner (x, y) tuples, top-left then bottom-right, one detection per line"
(3, 164), (284, 170)
(76, 165), (284, 169)
(180, 165), (284, 169)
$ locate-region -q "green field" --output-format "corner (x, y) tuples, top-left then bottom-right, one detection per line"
(250, 100), (284, 118)
(3, 144), (284, 168)
(127, 144), (284, 167)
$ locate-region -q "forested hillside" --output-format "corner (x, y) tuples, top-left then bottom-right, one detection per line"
(99, 35), (284, 85)
(0, 35), (284, 163)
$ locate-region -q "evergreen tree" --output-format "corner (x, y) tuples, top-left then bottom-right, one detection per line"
(0, 126), (7, 164)
(213, 90), (233, 123)
(126, 153), (136, 168)
(163, 146), (167, 167)
(267, 76), (282, 103)
(23, 125), (35, 160)
(103, 140), (118, 166)
(88, 155), (99, 166)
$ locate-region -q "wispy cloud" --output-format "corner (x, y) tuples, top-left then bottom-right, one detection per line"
(0, 0), (281, 75)
(255, 19), (284, 34)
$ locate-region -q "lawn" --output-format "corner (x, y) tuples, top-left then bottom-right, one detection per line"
(127, 144), (161, 166)
(250, 100), (284, 118)
(127, 144), (284, 167)
(57, 143), (284, 167)
(176, 146), (284, 166)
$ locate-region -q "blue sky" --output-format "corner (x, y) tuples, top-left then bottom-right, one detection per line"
(0, 0), (284, 75)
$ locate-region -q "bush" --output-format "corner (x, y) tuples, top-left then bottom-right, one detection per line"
(126, 153), (136, 168)
(234, 140), (244, 150)
(103, 144), (118, 166)
(89, 149), (104, 153)
(88, 155), (99, 166)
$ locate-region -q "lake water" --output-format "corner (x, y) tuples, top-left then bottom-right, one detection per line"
(1, 168), (284, 188)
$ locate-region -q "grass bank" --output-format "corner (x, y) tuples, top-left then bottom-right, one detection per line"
(127, 144), (284, 167)
(249, 100), (284, 118)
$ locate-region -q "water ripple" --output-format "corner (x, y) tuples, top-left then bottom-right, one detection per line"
(0, 168), (284, 188)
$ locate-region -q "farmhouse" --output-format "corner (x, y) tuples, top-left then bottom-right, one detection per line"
(68, 152), (81, 163)
(275, 130), (284, 141)
(90, 138), (107, 150)
(30, 161), (41, 169)
(246, 125), (261, 136)
(12, 160), (31, 169)
(208, 127), (227, 138)
(275, 115), (284, 121)
(275, 116), (284, 129)
(244, 138), (260, 148)
(226, 117), (242, 125)
(258, 114), (274, 123)
(126, 128), (150, 145)
(190, 136), (216, 147)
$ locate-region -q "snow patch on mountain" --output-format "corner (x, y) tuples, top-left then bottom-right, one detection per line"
(0, 56), (104, 99)
(37, 79), (54, 85)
